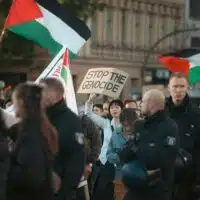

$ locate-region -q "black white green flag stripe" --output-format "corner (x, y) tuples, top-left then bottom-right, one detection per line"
(158, 48), (200, 85)
(5, 0), (91, 58)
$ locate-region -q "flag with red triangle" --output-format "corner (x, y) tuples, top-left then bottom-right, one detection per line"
(4, 0), (91, 57)
(158, 48), (200, 85)
(60, 49), (78, 114)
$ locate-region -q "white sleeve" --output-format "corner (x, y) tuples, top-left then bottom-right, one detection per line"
(1, 109), (19, 128)
(85, 102), (107, 129)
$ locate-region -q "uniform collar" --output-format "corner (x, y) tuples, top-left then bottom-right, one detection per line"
(46, 99), (67, 119)
(166, 94), (192, 114)
(144, 110), (166, 126)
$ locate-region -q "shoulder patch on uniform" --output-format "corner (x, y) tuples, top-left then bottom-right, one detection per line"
(166, 136), (176, 146)
(75, 132), (84, 145)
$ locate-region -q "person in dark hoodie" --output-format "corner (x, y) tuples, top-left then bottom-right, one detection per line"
(73, 114), (101, 200)
(0, 110), (13, 200)
(39, 77), (85, 200)
(7, 82), (58, 200)
(165, 72), (200, 200)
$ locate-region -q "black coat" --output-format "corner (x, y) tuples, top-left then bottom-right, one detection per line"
(0, 110), (17, 200)
(165, 95), (200, 184)
(47, 100), (85, 200)
(0, 135), (10, 200)
(6, 121), (53, 200)
(121, 111), (179, 200)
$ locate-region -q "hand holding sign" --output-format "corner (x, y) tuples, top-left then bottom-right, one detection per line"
(88, 93), (97, 103)
(78, 68), (129, 98)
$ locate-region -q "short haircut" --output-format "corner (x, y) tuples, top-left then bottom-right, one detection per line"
(108, 99), (124, 113)
(120, 108), (138, 123)
(40, 77), (64, 95)
(169, 72), (188, 82)
(124, 99), (137, 106)
(93, 104), (103, 110)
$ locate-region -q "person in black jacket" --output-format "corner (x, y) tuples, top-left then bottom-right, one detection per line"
(72, 114), (101, 200)
(166, 72), (200, 200)
(119, 89), (179, 200)
(7, 82), (58, 200)
(39, 77), (85, 200)
(0, 109), (12, 200)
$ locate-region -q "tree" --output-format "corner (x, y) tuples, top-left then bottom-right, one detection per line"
(0, 0), (105, 64)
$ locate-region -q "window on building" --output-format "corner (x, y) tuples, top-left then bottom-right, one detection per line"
(189, 0), (200, 20)
(91, 14), (97, 43)
(121, 9), (129, 46)
(191, 37), (200, 48)
(0, 73), (27, 87)
(121, 9), (126, 45)
(104, 7), (113, 44)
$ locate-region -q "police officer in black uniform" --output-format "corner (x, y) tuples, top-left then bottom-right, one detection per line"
(166, 72), (200, 200)
(40, 78), (85, 200)
(118, 89), (179, 200)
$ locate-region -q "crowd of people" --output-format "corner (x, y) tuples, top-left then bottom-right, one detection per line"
(0, 72), (199, 200)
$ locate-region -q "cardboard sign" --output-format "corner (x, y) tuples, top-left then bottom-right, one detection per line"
(78, 68), (129, 98)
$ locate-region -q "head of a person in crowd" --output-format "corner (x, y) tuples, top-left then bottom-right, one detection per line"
(12, 82), (43, 119)
(141, 89), (165, 117)
(39, 77), (64, 108)
(93, 104), (103, 116)
(120, 108), (138, 136)
(103, 101), (110, 116)
(12, 82), (58, 154)
(168, 72), (188, 105)
(108, 99), (124, 118)
(124, 99), (137, 109)
(5, 101), (12, 109)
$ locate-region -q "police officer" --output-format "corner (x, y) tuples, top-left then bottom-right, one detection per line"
(118, 89), (179, 200)
(39, 78), (85, 200)
(166, 72), (200, 200)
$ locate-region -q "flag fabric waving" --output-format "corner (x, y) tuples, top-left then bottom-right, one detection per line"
(158, 48), (200, 85)
(61, 49), (78, 114)
(7, 48), (78, 114)
(37, 49), (78, 114)
(4, 0), (91, 58)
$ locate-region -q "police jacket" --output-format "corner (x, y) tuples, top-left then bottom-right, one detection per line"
(47, 100), (85, 200)
(119, 111), (179, 200)
(166, 95), (200, 183)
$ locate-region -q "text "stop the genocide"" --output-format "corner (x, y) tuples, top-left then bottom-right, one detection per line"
(81, 70), (127, 93)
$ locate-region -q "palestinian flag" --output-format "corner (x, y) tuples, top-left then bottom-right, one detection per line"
(4, 0), (91, 58)
(61, 49), (78, 114)
(44, 49), (78, 114)
(158, 48), (200, 85)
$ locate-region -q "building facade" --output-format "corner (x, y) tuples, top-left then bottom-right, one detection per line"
(74, 0), (185, 103)
(0, 0), (186, 104)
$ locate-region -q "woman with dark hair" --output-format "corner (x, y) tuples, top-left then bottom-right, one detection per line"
(85, 94), (124, 200)
(6, 82), (58, 200)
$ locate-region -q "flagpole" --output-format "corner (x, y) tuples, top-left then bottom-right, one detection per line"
(6, 46), (66, 113)
(0, 28), (6, 44)
(35, 46), (66, 82)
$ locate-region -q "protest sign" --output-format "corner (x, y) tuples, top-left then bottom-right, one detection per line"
(78, 68), (129, 98)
